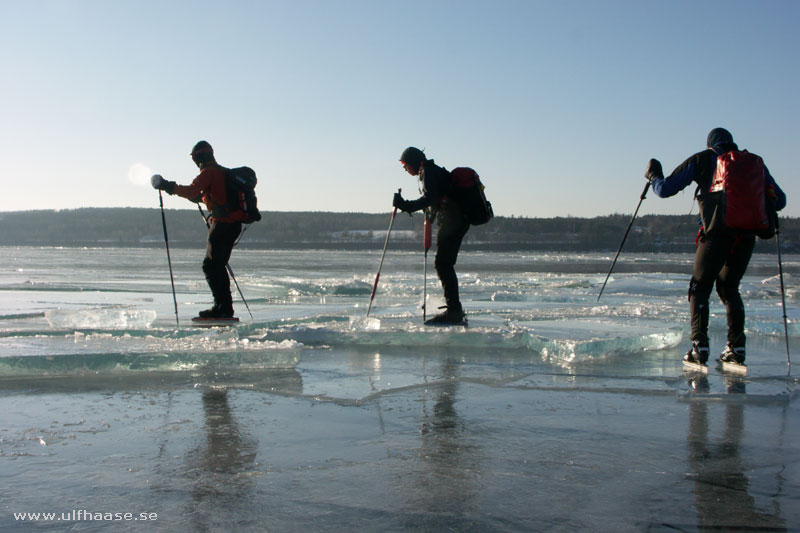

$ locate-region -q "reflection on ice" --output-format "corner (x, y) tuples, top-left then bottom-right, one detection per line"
(685, 400), (790, 531)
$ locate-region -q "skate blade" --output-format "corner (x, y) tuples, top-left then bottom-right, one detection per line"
(683, 359), (709, 374)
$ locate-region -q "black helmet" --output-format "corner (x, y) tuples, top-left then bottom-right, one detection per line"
(191, 140), (214, 157)
(400, 147), (425, 168)
(706, 128), (734, 149)
(190, 140), (215, 166)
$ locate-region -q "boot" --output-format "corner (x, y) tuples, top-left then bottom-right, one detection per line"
(197, 304), (234, 319)
(684, 339), (709, 365)
(425, 306), (466, 325)
(719, 344), (745, 365)
(198, 306), (218, 319)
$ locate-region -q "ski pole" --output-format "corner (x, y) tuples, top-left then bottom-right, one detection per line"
(197, 205), (254, 320)
(367, 189), (401, 317)
(422, 213), (432, 321)
(158, 190), (180, 326)
(597, 181), (651, 302)
(775, 216), (791, 365)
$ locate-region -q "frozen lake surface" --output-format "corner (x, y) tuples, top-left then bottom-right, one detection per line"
(0, 246), (797, 531)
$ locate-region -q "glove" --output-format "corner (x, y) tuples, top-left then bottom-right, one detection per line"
(393, 192), (410, 212)
(645, 159), (663, 182)
(151, 174), (176, 194)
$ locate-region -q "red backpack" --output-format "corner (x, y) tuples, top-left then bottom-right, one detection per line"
(449, 167), (494, 225)
(698, 150), (775, 238)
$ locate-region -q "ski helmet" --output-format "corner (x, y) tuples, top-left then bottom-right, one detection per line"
(400, 147), (425, 168)
(706, 128), (734, 150)
(191, 140), (214, 157)
(190, 140), (215, 166)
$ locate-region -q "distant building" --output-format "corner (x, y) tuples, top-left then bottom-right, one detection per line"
(330, 230), (417, 242)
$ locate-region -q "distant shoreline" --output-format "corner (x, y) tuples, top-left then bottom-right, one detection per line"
(0, 208), (796, 254)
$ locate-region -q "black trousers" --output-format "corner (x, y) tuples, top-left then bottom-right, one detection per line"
(203, 221), (242, 310)
(689, 229), (756, 347)
(434, 204), (470, 311)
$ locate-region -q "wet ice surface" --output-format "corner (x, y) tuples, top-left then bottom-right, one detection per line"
(1, 359), (797, 532)
(0, 247), (798, 531)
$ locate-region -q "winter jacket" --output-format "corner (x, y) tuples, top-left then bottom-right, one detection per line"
(173, 164), (238, 223)
(403, 160), (453, 213)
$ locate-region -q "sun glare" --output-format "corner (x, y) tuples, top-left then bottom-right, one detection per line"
(127, 163), (153, 187)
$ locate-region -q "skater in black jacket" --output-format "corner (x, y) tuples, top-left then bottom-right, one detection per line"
(393, 147), (470, 325)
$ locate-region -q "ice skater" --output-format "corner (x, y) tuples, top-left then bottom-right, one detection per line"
(644, 128), (786, 367)
(151, 141), (243, 320)
(392, 147), (475, 325)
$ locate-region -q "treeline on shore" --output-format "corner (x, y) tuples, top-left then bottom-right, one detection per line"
(0, 208), (796, 253)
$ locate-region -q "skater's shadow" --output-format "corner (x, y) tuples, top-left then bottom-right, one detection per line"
(184, 388), (259, 530)
(687, 401), (786, 530)
(403, 357), (483, 529)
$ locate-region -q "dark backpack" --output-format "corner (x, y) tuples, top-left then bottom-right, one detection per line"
(697, 150), (775, 239)
(449, 167), (493, 225)
(225, 166), (261, 223)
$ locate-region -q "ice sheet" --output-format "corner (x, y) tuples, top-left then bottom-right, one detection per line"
(0, 248), (798, 531)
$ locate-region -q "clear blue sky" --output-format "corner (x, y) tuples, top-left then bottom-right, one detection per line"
(2, 0), (798, 218)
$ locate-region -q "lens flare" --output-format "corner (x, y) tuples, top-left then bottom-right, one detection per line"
(128, 163), (153, 186)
